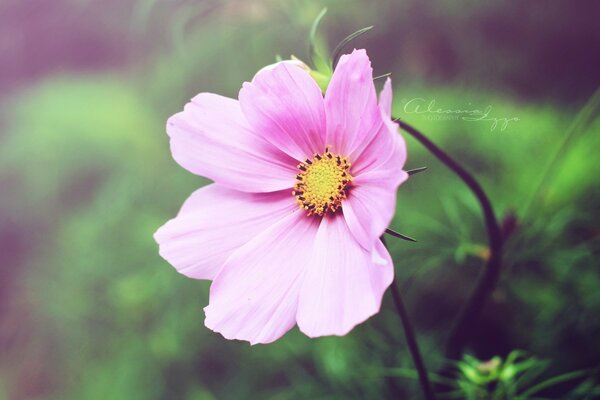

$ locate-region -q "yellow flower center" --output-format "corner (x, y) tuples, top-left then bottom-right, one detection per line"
(292, 147), (353, 216)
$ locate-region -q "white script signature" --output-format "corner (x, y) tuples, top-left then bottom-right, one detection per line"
(402, 98), (519, 131)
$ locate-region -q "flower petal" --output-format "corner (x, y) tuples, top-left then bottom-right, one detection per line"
(167, 93), (297, 192)
(343, 78), (408, 249)
(239, 62), (326, 161)
(204, 211), (319, 345)
(325, 49), (383, 157)
(351, 77), (407, 175)
(296, 214), (394, 337)
(154, 184), (296, 280)
(344, 144), (408, 252)
(379, 77), (394, 117)
(342, 168), (408, 250)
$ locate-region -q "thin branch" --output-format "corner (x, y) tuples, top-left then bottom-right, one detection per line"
(386, 228), (418, 242)
(374, 72), (392, 81)
(382, 235), (435, 399)
(331, 26), (373, 69)
(393, 117), (504, 360)
(389, 275), (437, 400)
(407, 166), (428, 176)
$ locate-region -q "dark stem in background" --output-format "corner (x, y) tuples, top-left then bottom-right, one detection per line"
(389, 274), (437, 400)
(394, 118), (504, 360)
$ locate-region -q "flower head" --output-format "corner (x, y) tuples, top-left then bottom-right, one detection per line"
(154, 49), (408, 344)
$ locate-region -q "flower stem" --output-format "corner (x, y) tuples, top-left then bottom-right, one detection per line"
(393, 118), (503, 360)
(389, 276), (437, 400)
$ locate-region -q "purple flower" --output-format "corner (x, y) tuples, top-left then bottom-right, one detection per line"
(155, 49), (408, 344)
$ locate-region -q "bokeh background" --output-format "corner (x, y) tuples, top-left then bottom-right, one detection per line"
(1, 0), (600, 399)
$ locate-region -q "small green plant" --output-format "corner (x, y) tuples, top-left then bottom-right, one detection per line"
(449, 350), (597, 399)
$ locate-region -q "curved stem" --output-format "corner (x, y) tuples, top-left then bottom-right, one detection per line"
(394, 118), (503, 360)
(389, 276), (437, 400)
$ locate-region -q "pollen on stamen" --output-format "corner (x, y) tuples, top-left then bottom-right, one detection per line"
(293, 147), (353, 216)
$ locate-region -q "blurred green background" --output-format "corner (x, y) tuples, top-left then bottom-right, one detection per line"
(1, 0), (599, 399)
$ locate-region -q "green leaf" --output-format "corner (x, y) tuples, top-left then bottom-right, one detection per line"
(519, 369), (590, 398)
(523, 87), (600, 214)
(308, 7), (328, 70)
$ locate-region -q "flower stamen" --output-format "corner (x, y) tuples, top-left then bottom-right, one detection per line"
(292, 147), (352, 216)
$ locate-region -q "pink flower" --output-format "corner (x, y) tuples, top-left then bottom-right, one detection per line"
(154, 49), (408, 344)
